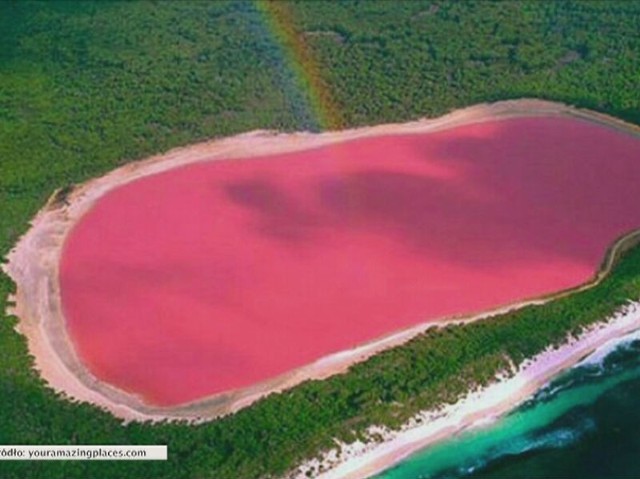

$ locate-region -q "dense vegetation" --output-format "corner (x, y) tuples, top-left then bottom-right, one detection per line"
(1, 1), (640, 478)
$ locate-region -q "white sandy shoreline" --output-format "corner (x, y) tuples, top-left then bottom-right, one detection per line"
(4, 99), (640, 423)
(291, 302), (640, 479)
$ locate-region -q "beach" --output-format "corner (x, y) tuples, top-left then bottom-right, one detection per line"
(296, 302), (640, 479)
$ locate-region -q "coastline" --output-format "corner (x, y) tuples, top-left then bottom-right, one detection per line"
(4, 98), (640, 422)
(296, 302), (640, 479)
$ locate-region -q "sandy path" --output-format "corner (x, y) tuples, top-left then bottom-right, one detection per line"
(4, 99), (640, 422)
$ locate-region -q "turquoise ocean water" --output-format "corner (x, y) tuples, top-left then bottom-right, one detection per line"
(375, 331), (640, 479)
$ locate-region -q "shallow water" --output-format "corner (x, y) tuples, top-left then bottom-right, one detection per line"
(375, 333), (640, 479)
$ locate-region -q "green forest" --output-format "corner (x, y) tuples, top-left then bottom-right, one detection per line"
(1, 1), (640, 478)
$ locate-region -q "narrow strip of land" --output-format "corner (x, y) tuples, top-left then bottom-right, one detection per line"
(303, 303), (640, 479)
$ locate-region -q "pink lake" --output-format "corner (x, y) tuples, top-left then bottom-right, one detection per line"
(60, 117), (640, 406)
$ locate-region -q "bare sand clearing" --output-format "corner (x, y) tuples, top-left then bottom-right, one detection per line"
(4, 99), (640, 422)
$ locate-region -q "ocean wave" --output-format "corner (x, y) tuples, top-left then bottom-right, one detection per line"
(522, 331), (640, 408)
(577, 329), (640, 369)
(445, 417), (596, 479)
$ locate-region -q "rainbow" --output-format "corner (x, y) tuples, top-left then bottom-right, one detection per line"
(256, 0), (344, 131)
